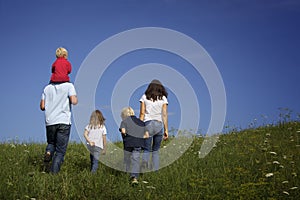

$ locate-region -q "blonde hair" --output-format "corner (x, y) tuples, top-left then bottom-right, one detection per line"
(88, 110), (105, 129)
(56, 47), (68, 59)
(121, 107), (135, 120)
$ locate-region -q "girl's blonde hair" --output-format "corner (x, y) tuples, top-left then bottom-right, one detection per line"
(56, 47), (68, 58)
(88, 110), (105, 129)
(121, 107), (135, 120)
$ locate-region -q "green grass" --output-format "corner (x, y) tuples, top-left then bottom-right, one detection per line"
(0, 122), (299, 199)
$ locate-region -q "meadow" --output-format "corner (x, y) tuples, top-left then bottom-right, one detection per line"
(0, 121), (299, 199)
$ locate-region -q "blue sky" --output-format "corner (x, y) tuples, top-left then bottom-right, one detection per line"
(0, 0), (299, 143)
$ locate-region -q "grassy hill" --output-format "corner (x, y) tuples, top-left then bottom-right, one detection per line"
(0, 122), (299, 199)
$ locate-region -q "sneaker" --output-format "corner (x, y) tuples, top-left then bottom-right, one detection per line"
(44, 152), (51, 162)
(43, 152), (51, 173)
(131, 177), (139, 186)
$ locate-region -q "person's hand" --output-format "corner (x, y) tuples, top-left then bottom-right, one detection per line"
(89, 141), (95, 146)
(163, 130), (168, 141)
(144, 131), (149, 139)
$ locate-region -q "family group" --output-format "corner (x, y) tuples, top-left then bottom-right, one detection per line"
(40, 47), (169, 185)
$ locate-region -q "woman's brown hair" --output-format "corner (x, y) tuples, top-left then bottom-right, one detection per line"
(145, 79), (168, 101)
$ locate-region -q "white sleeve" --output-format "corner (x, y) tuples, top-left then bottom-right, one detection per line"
(41, 92), (45, 100)
(102, 126), (107, 135)
(163, 96), (168, 104)
(139, 94), (146, 102)
(68, 84), (77, 96)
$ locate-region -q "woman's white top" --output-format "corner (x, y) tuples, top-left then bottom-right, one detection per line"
(139, 94), (168, 122)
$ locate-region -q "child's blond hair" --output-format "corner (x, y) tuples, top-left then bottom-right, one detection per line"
(88, 110), (105, 129)
(121, 107), (135, 120)
(56, 47), (68, 59)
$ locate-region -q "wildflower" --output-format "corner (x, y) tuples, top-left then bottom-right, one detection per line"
(273, 161), (280, 165)
(146, 186), (156, 189)
(142, 181), (149, 184)
(279, 165), (284, 168)
(269, 151), (277, 155)
(291, 172), (297, 177)
(296, 130), (300, 133)
(283, 191), (290, 195)
(163, 146), (167, 149)
(265, 173), (274, 178)
(283, 155), (287, 159)
(266, 133), (271, 137)
(10, 144), (16, 148)
(282, 181), (289, 184)
(290, 187), (298, 190)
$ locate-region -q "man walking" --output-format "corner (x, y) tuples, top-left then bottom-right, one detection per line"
(40, 82), (78, 173)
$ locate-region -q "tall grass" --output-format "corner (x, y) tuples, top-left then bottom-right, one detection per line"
(0, 122), (299, 199)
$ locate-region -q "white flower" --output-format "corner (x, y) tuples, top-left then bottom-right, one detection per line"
(269, 152), (277, 155)
(142, 181), (149, 184)
(282, 181), (288, 184)
(265, 173), (274, 178)
(283, 191), (289, 195)
(273, 161), (280, 165)
(289, 187), (298, 190)
(146, 186), (156, 189)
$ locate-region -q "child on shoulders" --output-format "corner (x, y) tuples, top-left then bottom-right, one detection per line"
(50, 47), (72, 84)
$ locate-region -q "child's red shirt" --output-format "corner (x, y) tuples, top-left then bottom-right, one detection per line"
(50, 57), (72, 82)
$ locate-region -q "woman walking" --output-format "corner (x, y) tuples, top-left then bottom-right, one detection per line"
(139, 79), (168, 171)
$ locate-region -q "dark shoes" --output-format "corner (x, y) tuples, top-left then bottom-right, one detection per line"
(44, 152), (51, 162)
(131, 177), (139, 186)
(43, 152), (51, 172)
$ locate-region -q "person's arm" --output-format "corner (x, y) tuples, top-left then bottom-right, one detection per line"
(139, 102), (145, 121)
(120, 128), (126, 136)
(83, 130), (95, 146)
(102, 135), (107, 155)
(69, 95), (78, 105)
(162, 103), (168, 140)
(40, 99), (45, 111)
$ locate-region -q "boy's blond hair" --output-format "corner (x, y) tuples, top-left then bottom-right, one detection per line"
(121, 107), (135, 120)
(56, 47), (68, 58)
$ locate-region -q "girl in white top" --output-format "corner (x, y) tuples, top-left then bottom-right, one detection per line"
(139, 79), (168, 171)
(84, 110), (107, 173)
